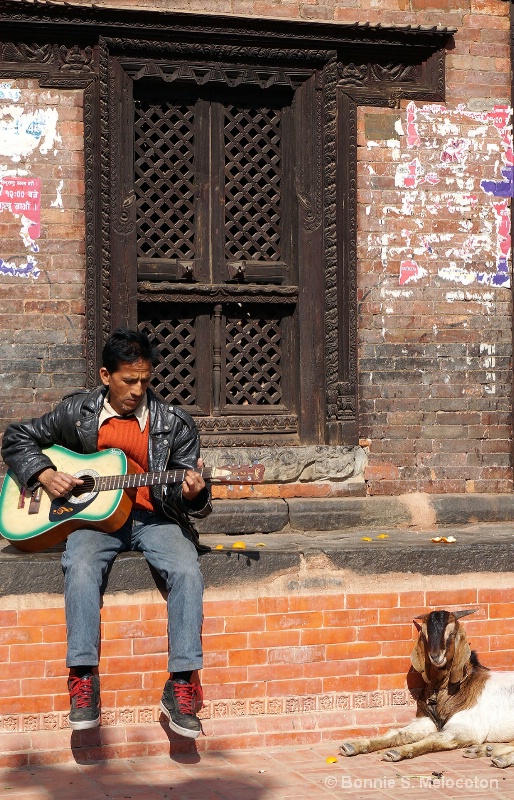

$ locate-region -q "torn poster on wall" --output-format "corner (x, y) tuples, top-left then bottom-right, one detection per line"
(0, 83), (61, 279)
(0, 177), (41, 244)
(368, 103), (513, 289)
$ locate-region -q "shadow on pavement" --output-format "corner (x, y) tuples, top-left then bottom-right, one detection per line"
(2, 757), (276, 800)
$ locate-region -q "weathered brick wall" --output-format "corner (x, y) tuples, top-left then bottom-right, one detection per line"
(0, 1), (512, 496)
(0, 80), (86, 435)
(0, 583), (511, 765)
(357, 0), (513, 494)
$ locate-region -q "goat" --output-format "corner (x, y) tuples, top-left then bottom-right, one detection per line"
(340, 609), (514, 768)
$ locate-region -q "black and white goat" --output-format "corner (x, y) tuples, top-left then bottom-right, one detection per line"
(340, 609), (514, 768)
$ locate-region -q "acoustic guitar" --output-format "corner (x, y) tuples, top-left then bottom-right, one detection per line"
(0, 445), (265, 552)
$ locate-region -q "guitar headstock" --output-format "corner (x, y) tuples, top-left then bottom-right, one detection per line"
(211, 464), (265, 484)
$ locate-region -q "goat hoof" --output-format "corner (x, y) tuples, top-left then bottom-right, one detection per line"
(340, 742), (357, 757)
(491, 757), (509, 769)
(382, 750), (402, 762)
(462, 746), (482, 759)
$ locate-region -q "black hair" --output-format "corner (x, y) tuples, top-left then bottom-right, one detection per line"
(102, 328), (157, 374)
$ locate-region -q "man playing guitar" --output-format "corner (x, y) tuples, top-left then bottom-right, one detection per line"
(1, 328), (211, 738)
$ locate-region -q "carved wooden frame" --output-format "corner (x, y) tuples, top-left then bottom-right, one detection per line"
(0, 1), (454, 444)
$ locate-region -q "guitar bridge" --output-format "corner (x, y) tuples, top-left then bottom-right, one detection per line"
(28, 485), (43, 515)
(17, 487), (27, 509)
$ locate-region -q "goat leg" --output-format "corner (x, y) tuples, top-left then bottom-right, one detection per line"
(340, 717), (437, 757)
(488, 743), (514, 769)
(381, 724), (479, 762)
(462, 744), (492, 759)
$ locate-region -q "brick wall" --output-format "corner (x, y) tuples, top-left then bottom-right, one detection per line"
(0, 0), (512, 496)
(0, 583), (512, 765)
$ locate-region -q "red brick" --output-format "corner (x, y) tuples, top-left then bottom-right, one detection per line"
(101, 605), (142, 622)
(101, 672), (142, 691)
(140, 603), (167, 621)
(345, 593), (398, 609)
(224, 615), (265, 633)
(0, 679), (20, 697)
(249, 630), (301, 648)
(204, 599), (258, 617)
(326, 641), (381, 660)
(248, 663), (307, 683)
(487, 603), (514, 620)
(42, 624), (67, 643)
(381, 639), (415, 657)
(264, 678), (323, 696)
(199, 666), (248, 684)
(303, 659), (357, 678)
(10, 643), (66, 662)
(103, 619), (164, 640)
(105, 655), (165, 674)
(268, 645), (324, 664)
(378, 607), (431, 625)
(98, 639), (133, 658)
(288, 594), (346, 612)
(258, 597), (289, 614)
(0, 627), (43, 645)
(426, 590), (479, 607)
(132, 636), (167, 655)
(265, 612), (324, 631)
(322, 675), (379, 693)
(203, 633), (249, 651)
(201, 617), (225, 635)
(18, 608), (65, 626)
(228, 648), (267, 667)
(0, 611), (17, 626)
(324, 609), (379, 627)
(300, 626), (357, 646)
(358, 657), (411, 676)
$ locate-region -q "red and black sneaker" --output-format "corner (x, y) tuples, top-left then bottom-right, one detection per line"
(68, 673), (100, 730)
(160, 679), (202, 739)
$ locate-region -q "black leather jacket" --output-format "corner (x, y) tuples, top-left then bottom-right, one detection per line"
(1, 386), (212, 535)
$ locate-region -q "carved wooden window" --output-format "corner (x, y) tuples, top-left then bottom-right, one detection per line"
(133, 82), (300, 443)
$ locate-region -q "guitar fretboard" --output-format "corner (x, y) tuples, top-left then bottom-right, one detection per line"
(95, 467), (213, 492)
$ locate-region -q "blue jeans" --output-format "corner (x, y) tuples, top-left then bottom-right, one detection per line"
(61, 510), (204, 672)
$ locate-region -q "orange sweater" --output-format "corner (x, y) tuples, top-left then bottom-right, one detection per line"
(97, 416), (154, 512)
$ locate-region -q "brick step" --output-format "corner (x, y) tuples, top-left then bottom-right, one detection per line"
(0, 709), (414, 768)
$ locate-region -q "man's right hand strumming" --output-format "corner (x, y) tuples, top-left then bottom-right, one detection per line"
(36, 468), (84, 499)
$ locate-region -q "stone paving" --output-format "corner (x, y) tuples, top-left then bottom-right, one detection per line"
(2, 740), (514, 800)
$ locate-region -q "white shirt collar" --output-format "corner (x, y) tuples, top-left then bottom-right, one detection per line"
(99, 392), (149, 432)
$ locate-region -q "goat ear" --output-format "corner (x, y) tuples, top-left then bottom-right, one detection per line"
(449, 628), (471, 684)
(410, 637), (429, 683)
(453, 609), (477, 620)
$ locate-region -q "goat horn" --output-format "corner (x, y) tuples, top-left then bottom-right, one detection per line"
(453, 609), (478, 619)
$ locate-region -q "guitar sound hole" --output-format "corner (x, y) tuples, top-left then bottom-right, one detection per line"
(71, 475), (96, 496)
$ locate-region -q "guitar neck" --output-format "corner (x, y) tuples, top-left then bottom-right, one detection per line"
(95, 467), (213, 492)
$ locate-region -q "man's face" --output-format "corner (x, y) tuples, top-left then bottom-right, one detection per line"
(99, 358), (153, 416)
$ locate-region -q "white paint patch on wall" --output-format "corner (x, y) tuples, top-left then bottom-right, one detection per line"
(480, 343), (497, 394)
(50, 179), (64, 209)
(438, 264), (476, 285)
(0, 83), (20, 102)
(0, 106), (60, 162)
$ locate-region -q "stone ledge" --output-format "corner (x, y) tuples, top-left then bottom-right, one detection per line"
(3, 519), (514, 595)
(195, 493), (514, 534)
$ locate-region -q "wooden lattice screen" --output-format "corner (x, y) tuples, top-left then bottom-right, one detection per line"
(135, 84), (297, 440)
